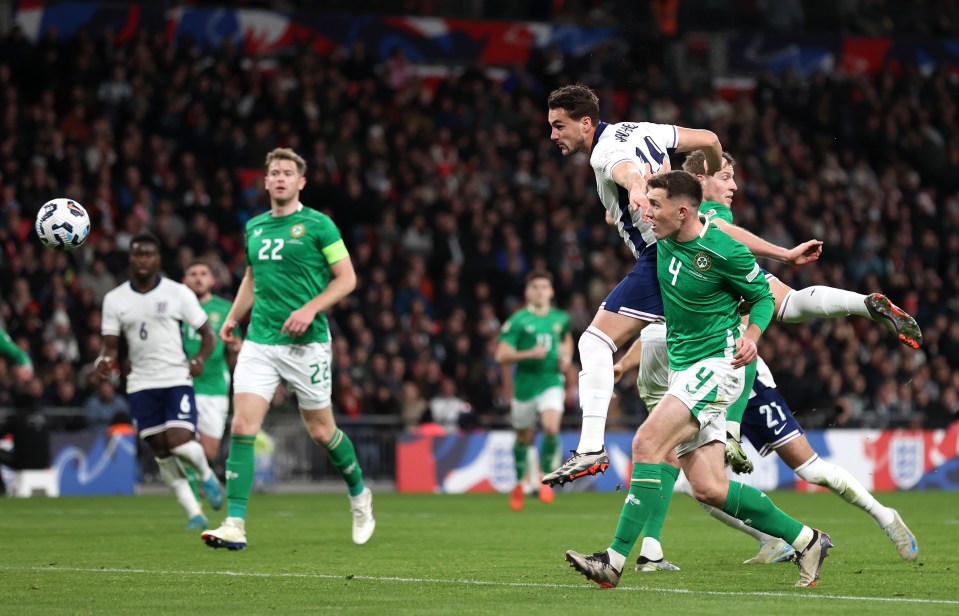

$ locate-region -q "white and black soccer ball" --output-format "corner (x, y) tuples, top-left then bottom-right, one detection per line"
(35, 198), (91, 251)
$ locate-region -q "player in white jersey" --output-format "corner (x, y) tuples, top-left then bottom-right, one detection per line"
(97, 233), (223, 529)
(541, 84), (724, 486)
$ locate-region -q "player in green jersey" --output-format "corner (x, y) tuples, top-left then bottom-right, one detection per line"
(182, 260), (239, 463)
(565, 171), (832, 589)
(0, 326), (34, 495)
(202, 148), (374, 550)
(683, 150), (922, 469)
(495, 271), (572, 511)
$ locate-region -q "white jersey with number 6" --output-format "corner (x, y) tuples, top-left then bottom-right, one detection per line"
(101, 277), (208, 394)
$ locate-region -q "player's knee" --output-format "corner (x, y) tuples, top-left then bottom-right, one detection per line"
(230, 415), (259, 436)
(578, 328), (615, 365)
(690, 481), (727, 507)
(796, 457), (840, 489)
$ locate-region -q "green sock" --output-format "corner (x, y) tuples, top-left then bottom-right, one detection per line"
(539, 434), (559, 475)
(722, 481), (803, 544)
(610, 463), (662, 557)
(642, 462), (679, 542)
(323, 429), (365, 497)
(225, 434), (256, 519)
(726, 361), (757, 426)
(184, 466), (201, 500)
(513, 441), (529, 482)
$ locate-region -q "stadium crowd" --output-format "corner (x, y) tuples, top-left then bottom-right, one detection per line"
(0, 21), (957, 436)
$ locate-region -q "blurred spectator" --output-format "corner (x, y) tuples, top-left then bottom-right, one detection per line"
(427, 377), (472, 432)
(84, 380), (129, 431)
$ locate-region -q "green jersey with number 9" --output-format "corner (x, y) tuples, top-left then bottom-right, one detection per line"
(245, 205), (349, 345)
(656, 224), (774, 370)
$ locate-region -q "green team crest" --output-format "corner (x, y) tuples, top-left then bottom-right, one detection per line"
(694, 252), (712, 272)
(290, 223), (306, 238)
(208, 310), (222, 327)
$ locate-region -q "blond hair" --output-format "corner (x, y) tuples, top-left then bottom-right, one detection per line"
(265, 147), (307, 176)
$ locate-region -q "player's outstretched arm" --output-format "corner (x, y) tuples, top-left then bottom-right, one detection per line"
(494, 341), (547, 365)
(222, 267), (255, 343)
(674, 127), (722, 175)
(281, 255), (357, 336)
(610, 160), (650, 214)
(713, 218), (823, 265)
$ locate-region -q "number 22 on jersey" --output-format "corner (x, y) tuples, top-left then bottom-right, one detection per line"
(258, 238), (284, 260)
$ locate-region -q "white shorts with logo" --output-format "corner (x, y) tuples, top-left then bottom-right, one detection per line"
(511, 386), (564, 430)
(667, 356), (744, 458)
(234, 340), (333, 409)
(636, 323), (669, 412)
(195, 394), (229, 439)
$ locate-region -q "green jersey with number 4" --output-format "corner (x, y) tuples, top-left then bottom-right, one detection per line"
(656, 224), (774, 370)
(245, 205), (349, 345)
(182, 295), (234, 396)
(499, 307), (570, 401)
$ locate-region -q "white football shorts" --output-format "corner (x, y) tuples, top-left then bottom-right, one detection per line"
(234, 340), (333, 409)
(510, 386), (565, 430)
(195, 394), (229, 439)
(668, 356), (744, 458)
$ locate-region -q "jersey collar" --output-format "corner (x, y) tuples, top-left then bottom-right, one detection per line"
(131, 275), (162, 295)
(592, 121), (608, 151)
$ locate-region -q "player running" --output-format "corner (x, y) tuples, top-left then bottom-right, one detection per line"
(97, 233), (222, 529)
(542, 84), (726, 487)
(495, 270), (572, 510)
(682, 150), (923, 470)
(614, 333), (918, 568)
(565, 171), (831, 589)
(202, 148), (374, 550)
(182, 260), (240, 486)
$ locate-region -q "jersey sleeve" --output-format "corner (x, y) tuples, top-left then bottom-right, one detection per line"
(180, 285), (209, 330)
(0, 327), (30, 366)
(591, 137), (635, 183)
(719, 241), (774, 332)
(700, 201), (733, 225)
(499, 315), (520, 347)
(315, 216), (348, 265)
(638, 122), (678, 152)
(101, 291), (121, 336)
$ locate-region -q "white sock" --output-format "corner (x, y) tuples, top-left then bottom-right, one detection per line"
(777, 286), (869, 323)
(156, 456), (203, 518)
(606, 547), (627, 571)
(576, 327), (617, 453)
(698, 499), (771, 542)
(171, 440), (214, 482)
(791, 526), (815, 551)
(795, 455), (895, 527)
(640, 537), (664, 561)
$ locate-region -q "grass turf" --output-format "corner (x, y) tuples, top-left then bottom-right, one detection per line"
(1, 489), (957, 615)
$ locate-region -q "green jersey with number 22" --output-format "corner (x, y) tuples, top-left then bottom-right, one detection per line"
(245, 205), (349, 345)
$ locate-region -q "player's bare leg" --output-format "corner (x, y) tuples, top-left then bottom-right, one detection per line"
(543, 311), (647, 486)
(778, 437), (917, 560)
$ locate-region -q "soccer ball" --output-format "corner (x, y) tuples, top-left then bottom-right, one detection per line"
(35, 198), (91, 251)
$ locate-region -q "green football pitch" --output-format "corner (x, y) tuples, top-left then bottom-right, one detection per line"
(2, 490), (957, 614)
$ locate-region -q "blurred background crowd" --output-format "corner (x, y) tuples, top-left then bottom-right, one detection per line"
(1, 1), (958, 436)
